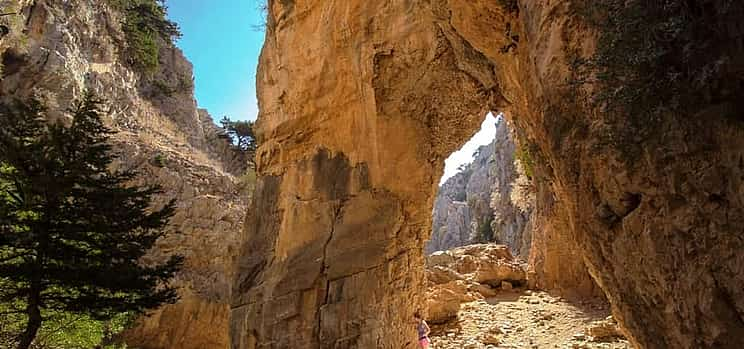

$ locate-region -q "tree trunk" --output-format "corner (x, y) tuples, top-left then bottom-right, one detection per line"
(16, 288), (42, 349)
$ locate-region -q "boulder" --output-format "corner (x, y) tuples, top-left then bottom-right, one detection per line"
(425, 244), (527, 324)
(456, 244), (514, 261)
(426, 287), (462, 323)
(427, 265), (466, 285)
(427, 250), (456, 266)
(469, 282), (498, 298)
(586, 316), (624, 342)
(473, 261), (525, 286)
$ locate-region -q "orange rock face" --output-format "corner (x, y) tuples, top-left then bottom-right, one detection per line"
(233, 1), (744, 348)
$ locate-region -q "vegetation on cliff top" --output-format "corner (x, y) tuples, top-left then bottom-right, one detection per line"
(109, 0), (181, 74)
(573, 0), (744, 123)
(218, 116), (258, 200)
(220, 116), (258, 154)
(0, 94), (183, 349)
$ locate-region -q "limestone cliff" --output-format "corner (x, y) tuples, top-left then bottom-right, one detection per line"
(489, 122), (533, 258)
(236, 0), (744, 348)
(428, 119), (532, 257)
(0, 1), (246, 348)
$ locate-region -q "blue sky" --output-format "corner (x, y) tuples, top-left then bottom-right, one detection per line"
(167, 0), (266, 122)
(440, 113), (498, 184)
(167, 2), (496, 182)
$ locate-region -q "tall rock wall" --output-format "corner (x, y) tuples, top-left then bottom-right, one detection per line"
(427, 119), (532, 257)
(0, 1), (246, 347)
(236, 0), (744, 348)
(230, 1), (493, 347)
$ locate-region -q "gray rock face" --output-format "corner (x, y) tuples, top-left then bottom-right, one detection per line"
(489, 121), (533, 258)
(427, 120), (533, 257)
(429, 201), (471, 253)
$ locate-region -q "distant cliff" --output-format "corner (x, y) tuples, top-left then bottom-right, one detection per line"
(427, 119), (533, 257)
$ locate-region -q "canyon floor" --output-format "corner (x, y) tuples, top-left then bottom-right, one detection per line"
(424, 245), (632, 349)
(429, 290), (633, 349)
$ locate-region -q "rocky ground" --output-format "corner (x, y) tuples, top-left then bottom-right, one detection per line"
(429, 291), (632, 349)
(426, 245), (632, 349)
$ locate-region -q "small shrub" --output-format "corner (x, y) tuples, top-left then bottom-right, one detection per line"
(152, 153), (166, 167)
(515, 144), (535, 180)
(476, 215), (495, 243)
(178, 75), (194, 91)
(150, 77), (176, 97)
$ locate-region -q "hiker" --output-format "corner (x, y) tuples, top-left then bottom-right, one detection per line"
(414, 311), (431, 348)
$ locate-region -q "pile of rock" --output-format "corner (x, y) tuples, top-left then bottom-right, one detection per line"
(585, 316), (625, 342)
(563, 316), (628, 349)
(425, 244), (527, 323)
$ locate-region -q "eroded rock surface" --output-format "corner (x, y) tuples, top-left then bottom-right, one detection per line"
(237, 0), (744, 348)
(1, 1), (247, 347)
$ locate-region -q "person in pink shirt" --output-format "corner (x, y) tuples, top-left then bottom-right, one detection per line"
(414, 311), (431, 348)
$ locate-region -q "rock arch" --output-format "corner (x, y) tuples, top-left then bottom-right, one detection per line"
(231, 1), (744, 348)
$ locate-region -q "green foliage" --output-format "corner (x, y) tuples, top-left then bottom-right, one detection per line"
(148, 76), (194, 98)
(571, 0), (744, 124)
(476, 215), (495, 243)
(112, 0), (181, 74)
(515, 144), (534, 180)
(123, 23), (159, 73)
(152, 153), (167, 167)
(220, 116), (257, 153)
(0, 94), (183, 348)
(0, 302), (133, 349)
(151, 79), (176, 97)
(178, 75), (194, 91)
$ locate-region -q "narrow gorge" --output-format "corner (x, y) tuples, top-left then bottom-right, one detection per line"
(1, 0), (743, 349)
(233, 0), (744, 348)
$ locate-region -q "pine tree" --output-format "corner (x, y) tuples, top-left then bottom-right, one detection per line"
(220, 116), (257, 153)
(0, 94), (183, 349)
